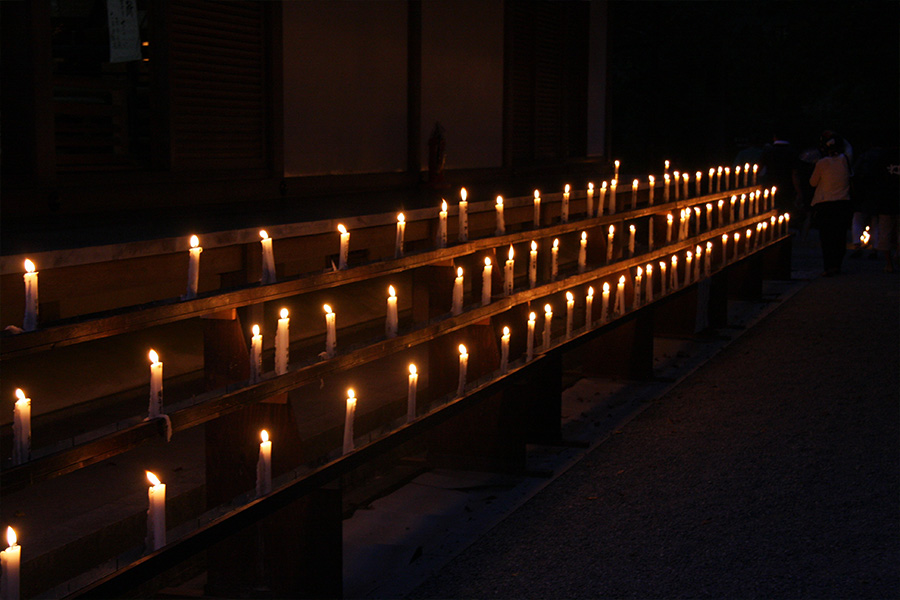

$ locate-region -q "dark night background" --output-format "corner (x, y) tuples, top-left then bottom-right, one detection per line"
(607, 0), (899, 173)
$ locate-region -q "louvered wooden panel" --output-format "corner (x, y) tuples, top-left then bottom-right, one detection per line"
(169, 0), (267, 169)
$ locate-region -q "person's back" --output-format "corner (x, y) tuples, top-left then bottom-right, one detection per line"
(810, 154), (851, 205)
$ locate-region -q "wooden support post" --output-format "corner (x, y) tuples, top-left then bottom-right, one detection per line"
(579, 310), (654, 380)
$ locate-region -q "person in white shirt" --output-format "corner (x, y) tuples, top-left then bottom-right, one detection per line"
(809, 131), (853, 276)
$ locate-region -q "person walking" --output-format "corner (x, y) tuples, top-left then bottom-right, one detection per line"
(809, 131), (853, 276)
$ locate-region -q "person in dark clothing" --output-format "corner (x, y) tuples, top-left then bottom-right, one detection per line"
(760, 132), (802, 214)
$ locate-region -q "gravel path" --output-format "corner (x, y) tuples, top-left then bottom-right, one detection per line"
(409, 261), (899, 599)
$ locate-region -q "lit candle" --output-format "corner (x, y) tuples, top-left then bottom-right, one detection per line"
(752, 163), (758, 185)
(527, 312), (536, 361)
(722, 234), (729, 266)
(185, 235), (202, 299)
(260, 230), (276, 283)
(740, 194), (746, 220)
(771, 186), (777, 211)
(22, 259), (37, 331)
(724, 167), (731, 190)
(566, 292), (575, 338)
(746, 229), (753, 254)
(551, 238), (559, 280)
(148, 349), (163, 418)
(542, 304), (553, 351)
(730, 195), (737, 222)
(664, 159), (670, 177)
(337, 224), (350, 270)
(666, 213), (673, 243)
(685, 251), (693, 285)
(705, 241), (712, 275)
(586, 183), (595, 218)
(664, 173), (671, 202)
(275, 308), (289, 375)
(1, 527), (20, 600)
(578, 231), (588, 273)
(256, 430), (272, 497)
(778, 215), (784, 236)
(744, 163), (750, 187)
(631, 179), (639, 210)
(695, 171), (702, 197)
(693, 207), (701, 236)
(694, 245), (702, 281)
(733, 232), (741, 260)
(717, 199), (724, 225)
(679, 209), (687, 240)
(646, 264), (654, 302)
(504, 245), (515, 297)
(671, 255), (679, 289)
(438, 200), (448, 248)
(609, 179), (617, 214)
(628, 224), (636, 256)
(708, 168), (715, 195)
(459, 188), (469, 242)
(407, 364), (418, 422)
(673, 171), (680, 200)
(633, 266), (642, 309)
(343, 389), (357, 454)
(682, 172), (689, 199)
(482, 257), (493, 306)
(648, 175), (656, 205)
(614, 276), (625, 316)
(457, 344), (468, 397)
(529, 241), (538, 289)
(586, 286), (594, 325)
(784, 213), (791, 233)
(250, 324), (262, 383)
(12, 389), (31, 466)
(601, 282), (610, 323)
(599, 182), (607, 216)
(324, 304), (336, 358)
(395, 213), (406, 258)
(562, 184), (570, 223)
(495, 196), (505, 236)
(771, 216), (777, 241)
(386, 285), (398, 338)
(706, 203), (713, 230)
(659, 260), (667, 295)
(716, 166), (723, 191)
(606, 225), (615, 263)
(146, 471), (166, 551)
(648, 215), (655, 250)
(500, 327), (510, 374)
(762, 221), (768, 243)
(533, 189), (541, 227)
(735, 165), (742, 188)
(614, 159), (620, 180)
(452, 267), (464, 315)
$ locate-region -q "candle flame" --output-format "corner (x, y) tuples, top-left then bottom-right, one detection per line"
(734, 233), (741, 241)
(531, 240), (537, 252)
(630, 224), (635, 233)
(190, 235), (199, 248)
(718, 166), (723, 174)
(261, 429), (269, 443)
(671, 256), (678, 265)
(664, 174), (670, 182)
(665, 160), (670, 169)
(588, 182), (594, 191)
(459, 344), (467, 355)
(503, 326), (510, 336)
(637, 266), (643, 277)
(7, 527), (16, 548)
(718, 199), (724, 208)
(707, 241), (713, 250)
(409, 363), (417, 375)
(745, 163), (750, 171)
(14, 388), (26, 401)
(603, 282), (610, 292)
(337, 224), (347, 234)
(753, 164), (758, 172)
(148, 349), (159, 364)
(696, 245), (702, 254)
(496, 195), (503, 207)
(709, 168), (715, 176)
(388, 285), (396, 298)
(566, 291), (574, 302)
(146, 471), (161, 486)
(441, 200), (447, 211)
(601, 181), (607, 189)
(553, 238), (559, 249)
(667, 213), (673, 223)
(608, 225), (615, 235)
(587, 286), (594, 297)
(529, 311), (536, 322)
(565, 184), (570, 193)
(259, 230), (269, 240)
(533, 190), (541, 202)
(694, 207), (700, 216)
(398, 213), (405, 223)
(24, 259), (35, 273)
(323, 304), (332, 314)
(649, 175), (655, 183)
(618, 275), (626, 284)
(687, 251), (692, 259)
(460, 188), (467, 202)
(484, 257), (491, 267)
(746, 229), (752, 237)
(696, 171), (702, 178)
(252, 324), (260, 336)
(457, 267), (463, 277)
(347, 388), (355, 400)
(508, 245), (514, 260)
(544, 304), (552, 314)
(615, 160), (620, 167)
(707, 203), (712, 210)
(632, 179), (638, 188)
(581, 231), (587, 241)
(723, 234), (729, 242)
(683, 173), (689, 182)
(646, 264), (653, 275)
(280, 308), (289, 319)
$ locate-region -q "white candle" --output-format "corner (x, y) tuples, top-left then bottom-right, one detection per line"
(260, 230), (276, 283)
(256, 429), (272, 497)
(628, 224), (636, 256)
(695, 245), (702, 281)
(452, 267), (464, 315)
(705, 241), (712, 275)
(735, 165), (742, 188)
(633, 267), (642, 309)
(542, 304), (553, 351)
(682, 172), (689, 199)
(614, 276), (625, 316)
(22, 259), (38, 331)
(659, 260), (667, 295)
(601, 282), (610, 323)
(771, 216), (777, 241)
(740, 194), (746, 220)
(504, 245), (515, 297)
(565, 291), (574, 338)
(706, 203), (713, 230)
(438, 200), (448, 248)
(586, 183), (595, 218)
(578, 231), (588, 273)
(185, 235), (202, 299)
(695, 171), (702, 197)
(533, 189), (541, 227)
(762, 221), (769, 243)
(771, 186), (777, 211)
(529, 241), (538, 289)
(785, 213), (791, 233)
(457, 344), (468, 397)
(648, 215), (655, 250)
(13, 389), (31, 466)
(746, 229), (753, 254)
(343, 389), (357, 454)
(481, 257), (493, 306)
(685, 251), (693, 285)
(666, 213), (673, 243)
(718, 199), (724, 225)
(609, 179), (617, 214)
(671, 255), (679, 289)
(679, 209), (687, 240)
(495, 196), (505, 236)
(717, 166), (723, 191)
(664, 173), (671, 202)
(631, 179), (638, 210)
(730, 195), (737, 222)
(752, 164), (758, 185)
(724, 167), (731, 190)
(586, 286), (594, 325)
(562, 184), (570, 223)
(386, 286), (398, 338)
(708, 168), (716, 194)
(459, 188), (468, 242)
(694, 207), (701, 236)
(664, 159), (670, 177)
(646, 264), (654, 302)
(324, 304), (336, 358)
(551, 238), (559, 280)
(148, 349), (163, 418)
(673, 171), (680, 200)
(526, 312), (536, 361)
(395, 213), (406, 258)
(607, 226), (615, 263)
(1, 527), (20, 600)
(722, 234), (729, 266)
(733, 232), (741, 260)
(275, 308), (289, 375)
(614, 159), (620, 180)
(648, 175), (655, 205)
(250, 324), (262, 383)
(500, 327), (510, 374)
(146, 471), (166, 552)
(778, 215), (784, 236)
(407, 364), (418, 422)
(337, 224), (350, 270)
(599, 182), (607, 216)
(744, 163), (751, 187)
